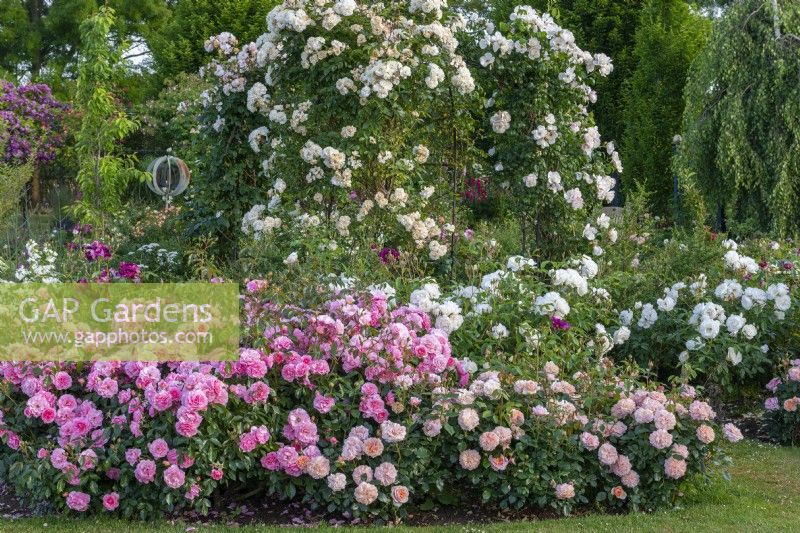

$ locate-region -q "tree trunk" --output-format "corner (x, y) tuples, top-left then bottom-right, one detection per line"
(771, 0), (782, 40)
(31, 166), (41, 205)
(27, 0), (43, 79)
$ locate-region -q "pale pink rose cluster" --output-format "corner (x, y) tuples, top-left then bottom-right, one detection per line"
(343, 462), (408, 506)
(554, 482), (575, 500)
(339, 425), (373, 461)
(239, 424), (271, 452)
(513, 379), (540, 395)
(764, 363), (800, 418)
(688, 400), (716, 421)
(380, 420), (407, 443)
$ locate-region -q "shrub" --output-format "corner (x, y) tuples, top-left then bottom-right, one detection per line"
(764, 359), (800, 444)
(610, 239), (796, 391)
(0, 283), (739, 521)
(397, 248), (619, 372)
(0, 81), (69, 165)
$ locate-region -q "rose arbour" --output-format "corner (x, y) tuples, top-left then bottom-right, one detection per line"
(195, 1), (622, 273)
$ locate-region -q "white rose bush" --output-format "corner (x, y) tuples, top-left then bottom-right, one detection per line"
(471, 6), (620, 253)
(609, 242), (796, 391)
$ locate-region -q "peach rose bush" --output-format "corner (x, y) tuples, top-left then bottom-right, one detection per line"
(763, 359), (800, 444)
(0, 283), (741, 521)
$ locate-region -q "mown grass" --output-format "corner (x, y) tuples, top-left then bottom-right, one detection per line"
(2, 440), (797, 533)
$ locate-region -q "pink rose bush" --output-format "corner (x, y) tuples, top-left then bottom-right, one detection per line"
(764, 359), (800, 443)
(0, 287), (739, 520)
(417, 361), (740, 514)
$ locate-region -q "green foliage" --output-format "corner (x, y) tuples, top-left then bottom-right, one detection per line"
(677, 0), (800, 237)
(527, 0), (647, 148)
(149, 0), (281, 77)
(181, 82), (264, 258)
(72, 7), (148, 228)
(621, 0), (709, 219)
(133, 72), (210, 160)
(0, 139), (34, 233)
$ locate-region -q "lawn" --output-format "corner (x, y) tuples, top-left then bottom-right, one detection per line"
(2, 440), (797, 533)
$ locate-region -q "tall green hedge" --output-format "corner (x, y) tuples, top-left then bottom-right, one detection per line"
(621, 0), (709, 219)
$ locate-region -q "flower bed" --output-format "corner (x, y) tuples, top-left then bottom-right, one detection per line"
(0, 286), (741, 521)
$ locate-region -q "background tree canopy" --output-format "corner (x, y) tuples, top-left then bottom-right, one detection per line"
(677, 0), (800, 236)
(0, 0), (168, 94)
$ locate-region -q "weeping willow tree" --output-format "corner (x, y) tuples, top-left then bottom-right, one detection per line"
(676, 0), (800, 236)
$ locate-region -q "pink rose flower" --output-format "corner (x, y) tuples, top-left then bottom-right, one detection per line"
(459, 449), (481, 470)
(696, 424), (715, 444)
(664, 457), (687, 479)
(598, 442), (618, 465)
(723, 423), (743, 443)
(489, 454), (509, 471)
(580, 432), (599, 451)
(649, 429), (673, 450)
(148, 438), (169, 459)
(163, 465), (186, 489)
(479, 431), (500, 452)
(457, 408), (480, 431)
(313, 391), (335, 413)
(554, 482), (575, 500)
(621, 470), (640, 488)
(354, 481), (378, 505)
(391, 485), (409, 506)
(102, 492), (119, 511)
(134, 459), (156, 484)
(374, 462), (397, 486)
(66, 491), (90, 512)
(53, 371), (72, 391)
